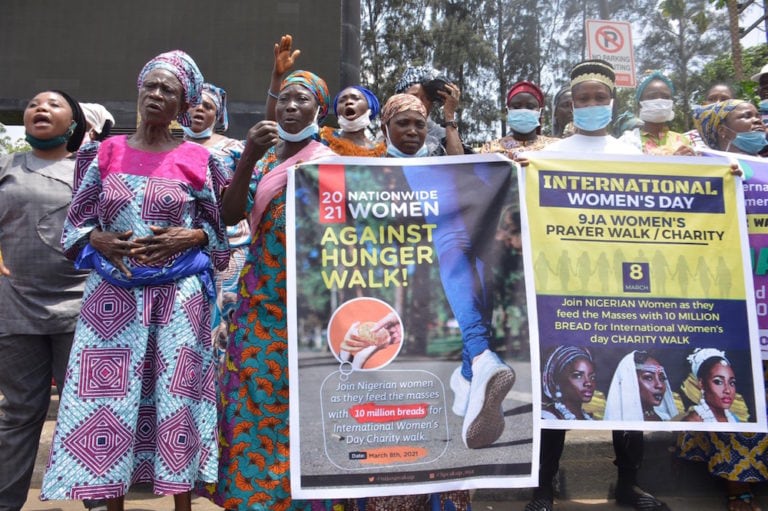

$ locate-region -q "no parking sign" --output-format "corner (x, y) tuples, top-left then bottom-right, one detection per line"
(586, 19), (636, 87)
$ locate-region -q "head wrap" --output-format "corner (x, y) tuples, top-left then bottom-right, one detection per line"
(570, 59), (615, 91)
(202, 82), (229, 131)
(280, 70), (330, 122)
(635, 71), (675, 103)
(137, 50), (204, 127)
(394, 66), (440, 94)
(687, 348), (729, 379)
(51, 90), (87, 152)
(333, 85), (380, 120)
(604, 351), (679, 421)
(693, 99), (746, 150)
(506, 81), (544, 108)
(553, 86), (571, 108)
(79, 103), (115, 135)
(752, 62), (768, 82)
(542, 345), (593, 401)
(380, 93), (427, 126)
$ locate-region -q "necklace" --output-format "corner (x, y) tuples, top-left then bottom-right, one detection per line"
(693, 400), (737, 422)
(553, 401), (592, 420)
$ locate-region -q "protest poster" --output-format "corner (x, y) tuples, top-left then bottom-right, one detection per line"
(522, 152), (766, 432)
(702, 150), (768, 359)
(286, 154), (537, 499)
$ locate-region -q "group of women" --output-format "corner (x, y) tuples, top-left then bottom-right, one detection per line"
(1, 32), (767, 511)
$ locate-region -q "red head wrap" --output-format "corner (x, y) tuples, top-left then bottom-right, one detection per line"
(506, 81), (544, 108)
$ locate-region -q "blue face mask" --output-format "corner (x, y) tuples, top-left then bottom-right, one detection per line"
(182, 125), (213, 139)
(729, 130), (768, 155)
(385, 134), (429, 158)
(506, 109), (540, 134)
(759, 99), (768, 113)
(572, 104), (613, 132)
(278, 122), (319, 142)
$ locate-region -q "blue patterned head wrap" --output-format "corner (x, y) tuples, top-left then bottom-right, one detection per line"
(137, 50), (204, 127)
(281, 70), (330, 122)
(543, 345), (593, 401)
(693, 99), (746, 150)
(202, 83), (229, 131)
(635, 71), (675, 103)
(333, 85), (381, 120)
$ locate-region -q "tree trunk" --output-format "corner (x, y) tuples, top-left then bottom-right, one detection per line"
(727, 0), (743, 80)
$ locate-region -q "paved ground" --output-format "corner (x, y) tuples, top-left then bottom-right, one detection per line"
(17, 356), (768, 510)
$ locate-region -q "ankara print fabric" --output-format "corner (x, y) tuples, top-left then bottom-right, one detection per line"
(40, 136), (229, 501)
(199, 145), (341, 511)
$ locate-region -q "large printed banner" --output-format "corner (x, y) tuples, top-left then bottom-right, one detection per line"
(707, 150), (768, 359)
(522, 153), (766, 432)
(287, 154), (537, 499)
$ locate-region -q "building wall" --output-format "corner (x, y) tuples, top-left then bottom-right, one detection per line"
(0, 0), (345, 137)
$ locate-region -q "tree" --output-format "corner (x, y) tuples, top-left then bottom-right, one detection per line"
(636, 0), (729, 130)
(0, 124), (29, 155)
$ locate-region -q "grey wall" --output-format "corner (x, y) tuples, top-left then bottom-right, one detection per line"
(0, 1), (345, 138)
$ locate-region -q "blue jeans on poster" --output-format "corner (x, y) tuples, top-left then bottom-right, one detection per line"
(405, 163), (501, 381)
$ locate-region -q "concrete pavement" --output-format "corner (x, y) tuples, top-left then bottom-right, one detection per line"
(19, 363), (767, 510)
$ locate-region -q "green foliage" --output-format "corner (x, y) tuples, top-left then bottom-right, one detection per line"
(0, 124), (30, 155)
(691, 44), (768, 103)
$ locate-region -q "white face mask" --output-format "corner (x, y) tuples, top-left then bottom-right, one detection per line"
(639, 98), (675, 123)
(338, 109), (372, 133)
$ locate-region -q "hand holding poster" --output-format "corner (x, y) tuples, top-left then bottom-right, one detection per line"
(522, 152), (766, 432)
(287, 154), (537, 499)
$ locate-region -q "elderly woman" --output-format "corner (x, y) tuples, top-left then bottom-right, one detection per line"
(604, 351), (679, 422)
(482, 80), (558, 157)
(320, 85), (385, 156)
(206, 70), (338, 511)
(541, 345), (596, 421)
(618, 71), (693, 155)
(40, 50), (229, 511)
(0, 89), (86, 511)
(182, 82), (249, 363)
(695, 99), (768, 158)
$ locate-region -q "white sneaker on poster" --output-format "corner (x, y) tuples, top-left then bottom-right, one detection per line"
(449, 366), (471, 416)
(461, 350), (515, 449)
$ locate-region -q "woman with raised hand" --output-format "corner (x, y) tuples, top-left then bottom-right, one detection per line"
(40, 50), (229, 511)
(207, 70), (342, 511)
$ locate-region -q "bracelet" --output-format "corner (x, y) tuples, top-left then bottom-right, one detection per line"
(267, 90), (279, 100)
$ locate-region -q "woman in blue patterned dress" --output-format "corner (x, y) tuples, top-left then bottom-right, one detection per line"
(40, 50), (229, 511)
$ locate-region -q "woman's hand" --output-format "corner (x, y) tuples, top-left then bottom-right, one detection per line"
(370, 312), (402, 346)
(673, 145), (696, 156)
(90, 228), (139, 278)
(440, 83), (461, 119)
(244, 121), (280, 156)
(131, 226), (206, 265)
(273, 34), (301, 77)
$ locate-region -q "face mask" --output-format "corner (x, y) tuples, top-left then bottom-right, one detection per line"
(728, 130), (768, 155)
(506, 108), (540, 134)
(639, 98), (675, 123)
(759, 99), (768, 113)
(25, 120), (76, 150)
(182, 125), (213, 139)
(385, 133), (428, 158)
(338, 109), (372, 133)
(279, 107), (320, 142)
(572, 103), (612, 132)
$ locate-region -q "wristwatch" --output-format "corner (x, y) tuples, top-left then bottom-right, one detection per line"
(443, 119), (458, 129)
